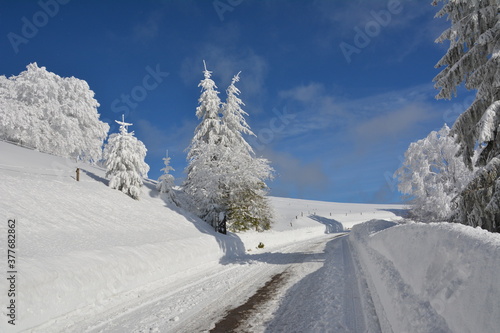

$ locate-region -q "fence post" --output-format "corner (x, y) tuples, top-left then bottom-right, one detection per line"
(76, 168), (80, 181)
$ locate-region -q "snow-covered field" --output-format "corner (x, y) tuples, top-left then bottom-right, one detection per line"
(1, 141), (499, 332)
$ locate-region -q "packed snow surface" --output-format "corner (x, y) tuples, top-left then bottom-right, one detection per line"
(1, 141), (499, 332)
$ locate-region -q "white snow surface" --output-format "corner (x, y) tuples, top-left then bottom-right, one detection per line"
(1, 141), (499, 332)
(350, 220), (500, 333)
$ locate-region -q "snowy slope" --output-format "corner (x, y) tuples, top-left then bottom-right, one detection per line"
(0, 141), (404, 332)
(0, 141), (227, 331)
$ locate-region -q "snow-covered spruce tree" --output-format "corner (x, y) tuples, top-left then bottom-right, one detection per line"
(184, 61), (224, 226)
(223, 156), (274, 232)
(220, 72), (253, 152)
(104, 116), (149, 200)
(433, 0), (500, 230)
(395, 125), (473, 221)
(184, 65), (273, 231)
(0, 63), (109, 162)
(220, 72), (273, 232)
(157, 151), (178, 205)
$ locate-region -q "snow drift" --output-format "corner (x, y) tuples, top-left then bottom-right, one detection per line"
(350, 220), (500, 333)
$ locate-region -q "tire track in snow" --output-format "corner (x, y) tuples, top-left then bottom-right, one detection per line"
(341, 237), (367, 332)
(210, 270), (290, 332)
(260, 234), (376, 333)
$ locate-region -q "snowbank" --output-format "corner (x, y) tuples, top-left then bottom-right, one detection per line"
(350, 220), (500, 333)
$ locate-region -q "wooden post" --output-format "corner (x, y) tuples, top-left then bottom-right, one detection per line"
(76, 168), (80, 181)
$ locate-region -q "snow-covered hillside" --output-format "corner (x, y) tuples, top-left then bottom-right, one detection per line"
(0, 141), (402, 332)
(1, 141), (499, 333)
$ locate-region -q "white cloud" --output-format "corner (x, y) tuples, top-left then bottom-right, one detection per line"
(267, 82), (441, 160)
(277, 82), (344, 136)
(262, 148), (330, 197)
(351, 103), (434, 144)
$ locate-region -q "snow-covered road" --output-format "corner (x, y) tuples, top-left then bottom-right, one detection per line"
(46, 233), (378, 333)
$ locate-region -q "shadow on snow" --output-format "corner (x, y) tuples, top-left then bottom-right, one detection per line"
(143, 179), (248, 262)
(308, 215), (344, 234)
(143, 181), (348, 267)
(377, 208), (410, 218)
(80, 168), (109, 186)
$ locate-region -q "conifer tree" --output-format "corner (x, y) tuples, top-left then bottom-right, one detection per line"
(220, 72), (254, 151)
(184, 65), (274, 231)
(184, 61), (224, 226)
(104, 115), (149, 200)
(220, 72), (273, 232)
(157, 150), (178, 205)
(433, 0), (500, 230)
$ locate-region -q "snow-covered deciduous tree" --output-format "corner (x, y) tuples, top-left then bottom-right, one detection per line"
(157, 151), (178, 205)
(0, 63), (109, 162)
(432, 0), (500, 230)
(395, 125), (473, 221)
(104, 116), (149, 200)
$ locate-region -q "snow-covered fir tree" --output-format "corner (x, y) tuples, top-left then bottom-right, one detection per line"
(220, 72), (273, 232)
(184, 64), (273, 231)
(189, 61), (222, 152)
(433, 0), (500, 230)
(395, 124), (473, 221)
(104, 116), (149, 200)
(223, 156), (274, 232)
(157, 150), (178, 205)
(220, 72), (253, 151)
(0, 63), (109, 162)
(184, 61), (224, 225)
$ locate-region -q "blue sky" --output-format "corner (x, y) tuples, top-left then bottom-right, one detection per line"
(0, 0), (474, 203)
